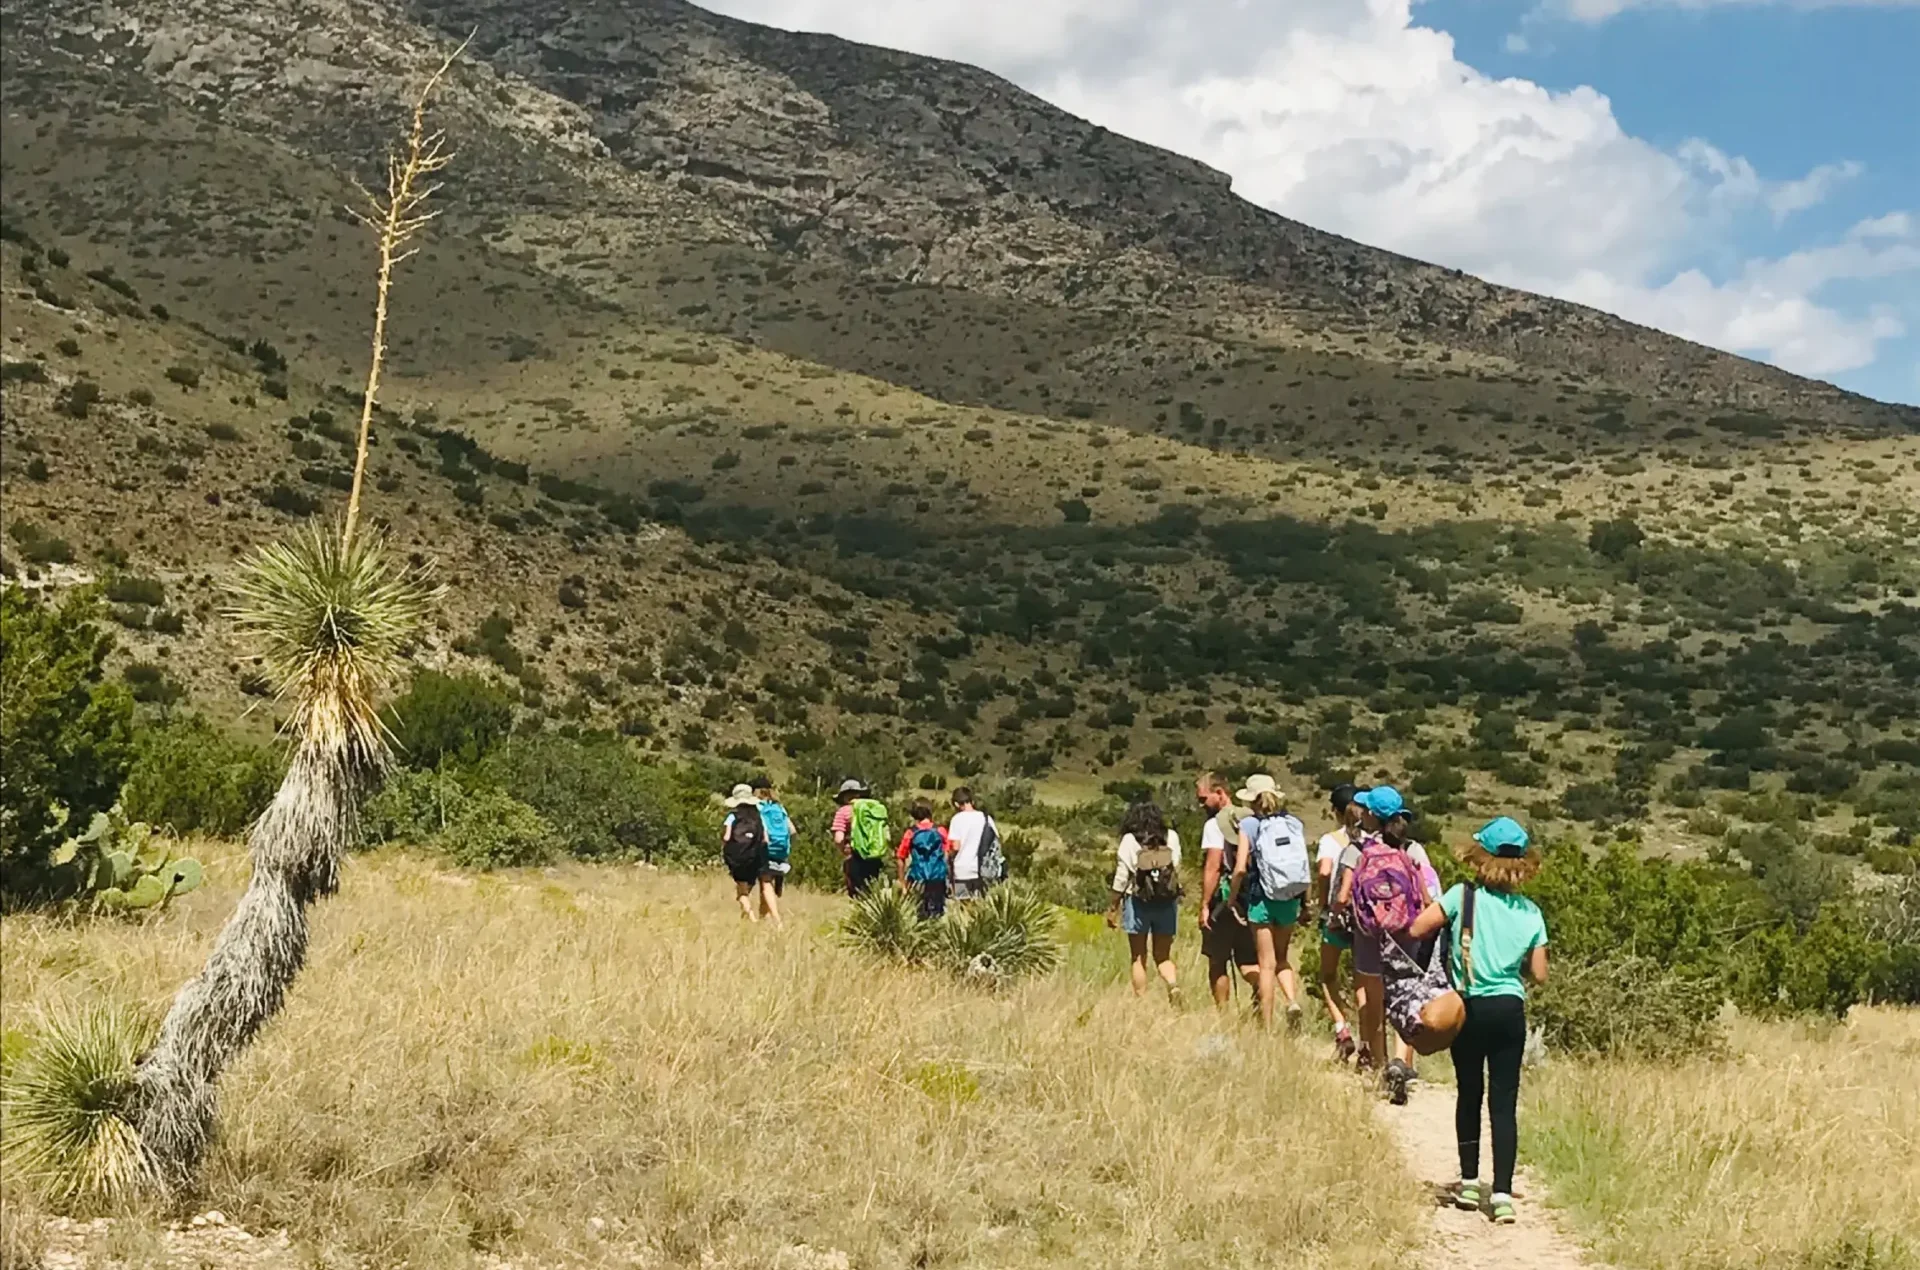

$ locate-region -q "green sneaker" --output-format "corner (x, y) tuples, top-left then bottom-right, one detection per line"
(1456, 1181), (1482, 1212)
(1491, 1195), (1516, 1225)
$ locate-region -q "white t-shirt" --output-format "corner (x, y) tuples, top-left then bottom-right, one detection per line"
(1201, 816), (1228, 854)
(948, 808), (992, 881)
(1112, 829), (1183, 896)
(1317, 828), (1352, 903)
(1405, 841), (1442, 900)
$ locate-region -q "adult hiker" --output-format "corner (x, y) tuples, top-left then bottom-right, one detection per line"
(1106, 800), (1184, 1002)
(1226, 775), (1310, 1030)
(1341, 784), (1427, 1102)
(832, 779), (890, 897)
(945, 786), (1002, 902)
(721, 784), (769, 922)
(1408, 816), (1550, 1226)
(895, 799), (954, 919)
(1315, 783), (1366, 1060)
(1194, 771), (1258, 1008)
(750, 775), (792, 926)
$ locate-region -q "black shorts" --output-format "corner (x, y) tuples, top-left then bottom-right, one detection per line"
(728, 858), (763, 885)
(1202, 904), (1258, 968)
(845, 853), (886, 896)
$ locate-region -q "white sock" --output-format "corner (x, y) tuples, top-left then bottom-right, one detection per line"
(1492, 1192), (1513, 1205)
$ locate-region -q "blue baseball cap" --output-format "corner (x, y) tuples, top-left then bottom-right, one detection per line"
(1354, 786), (1408, 821)
(1474, 817), (1531, 857)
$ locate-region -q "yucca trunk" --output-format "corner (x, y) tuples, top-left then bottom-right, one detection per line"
(133, 739), (374, 1189)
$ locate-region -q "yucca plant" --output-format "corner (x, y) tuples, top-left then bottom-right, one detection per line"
(112, 44), (465, 1196)
(3, 1007), (159, 1209)
(838, 884), (927, 962)
(926, 885), (1063, 985)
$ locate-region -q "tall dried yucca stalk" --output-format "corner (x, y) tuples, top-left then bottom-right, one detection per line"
(124, 44), (464, 1195)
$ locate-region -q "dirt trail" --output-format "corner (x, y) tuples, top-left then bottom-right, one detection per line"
(1383, 1081), (1606, 1270)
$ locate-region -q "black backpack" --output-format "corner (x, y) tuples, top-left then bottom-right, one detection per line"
(1133, 836), (1182, 903)
(724, 809), (766, 875)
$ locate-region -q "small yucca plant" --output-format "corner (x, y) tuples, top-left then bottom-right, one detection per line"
(926, 885), (1063, 985)
(3, 1006), (159, 1208)
(838, 885), (927, 962)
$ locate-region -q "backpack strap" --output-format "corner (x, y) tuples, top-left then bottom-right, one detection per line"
(1460, 884), (1478, 990)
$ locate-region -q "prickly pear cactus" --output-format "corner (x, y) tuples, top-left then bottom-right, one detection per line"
(46, 803), (204, 912)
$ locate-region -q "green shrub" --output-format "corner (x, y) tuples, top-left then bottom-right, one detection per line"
(436, 789), (555, 869)
(119, 715), (280, 837)
(0, 589), (135, 902)
(164, 364), (200, 389)
(1531, 954), (1726, 1059)
(388, 670), (515, 770)
(479, 734), (700, 862)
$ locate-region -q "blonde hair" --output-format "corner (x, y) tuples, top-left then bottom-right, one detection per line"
(1464, 842), (1542, 891)
(1250, 789), (1285, 817)
(1199, 770), (1230, 795)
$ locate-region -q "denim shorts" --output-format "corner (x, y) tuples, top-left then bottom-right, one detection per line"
(1122, 895), (1179, 937)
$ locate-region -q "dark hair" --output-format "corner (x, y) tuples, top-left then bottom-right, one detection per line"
(951, 786), (975, 807)
(1121, 800), (1168, 847)
(751, 775), (773, 793)
(911, 799), (934, 821)
(730, 801), (764, 837)
(1330, 783), (1361, 813)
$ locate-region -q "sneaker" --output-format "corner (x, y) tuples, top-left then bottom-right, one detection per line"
(1285, 1003), (1304, 1035)
(1384, 1058), (1413, 1106)
(1456, 1180), (1482, 1212)
(1491, 1194), (1516, 1225)
(1333, 1026), (1356, 1063)
(1355, 1045), (1375, 1074)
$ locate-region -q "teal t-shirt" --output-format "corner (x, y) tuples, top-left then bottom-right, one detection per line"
(1442, 883), (1547, 1000)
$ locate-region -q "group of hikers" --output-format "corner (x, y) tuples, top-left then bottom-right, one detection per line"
(1108, 770), (1550, 1226)
(715, 768), (1548, 1225)
(716, 777), (1004, 926)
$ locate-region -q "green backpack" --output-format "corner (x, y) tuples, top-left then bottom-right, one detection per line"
(849, 799), (891, 860)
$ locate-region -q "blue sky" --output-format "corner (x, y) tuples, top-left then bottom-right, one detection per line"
(703, 0), (1919, 405)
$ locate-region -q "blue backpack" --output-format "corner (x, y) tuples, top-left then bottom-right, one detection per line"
(906, 825), (949, 884)
(759, 800), (793, 861)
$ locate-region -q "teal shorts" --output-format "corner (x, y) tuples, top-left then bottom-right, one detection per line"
(1248, 895), (1301, 927)
(1321, 925), (1352, 950)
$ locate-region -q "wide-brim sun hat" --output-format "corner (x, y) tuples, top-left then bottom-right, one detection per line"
(726, 783), (758, 807)
(1355, 785), (1410, 821)
(1473, 816), (1531, 857)
(836, 778), (869, 798)
(1236, 773), (1282, 804)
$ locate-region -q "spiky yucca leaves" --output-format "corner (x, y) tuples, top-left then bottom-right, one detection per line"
(839, 884), (927, 961)
(3, 1006), (159, 1208)
(130, 527), (434, 1193)
(925, 885), (1064, 985)
(840, 885), (1064, 987)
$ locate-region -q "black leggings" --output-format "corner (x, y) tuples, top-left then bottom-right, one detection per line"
(1451, 994), (1527, 1194)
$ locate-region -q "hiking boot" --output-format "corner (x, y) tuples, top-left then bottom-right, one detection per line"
(1491, 1194), (1516, 1225)
(1355, 1045), (1375, 1075)
(1384, 1058), (1414, 1106)
(1333, 1026), (1356, 1063)
(1456, 1180), (1482, 1212)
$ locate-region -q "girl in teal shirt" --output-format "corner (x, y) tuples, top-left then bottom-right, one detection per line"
(1409, 817), (1549, 1226)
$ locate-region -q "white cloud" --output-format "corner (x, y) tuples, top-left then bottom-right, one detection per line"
(1851, 211), (1915, 239)
(697, 0), (1912, 387)
(1766, 160), (1864, 223)
(1554, 0), (1920, 22)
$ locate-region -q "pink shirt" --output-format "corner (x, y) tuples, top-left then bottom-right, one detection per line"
(831, 804), (854, 839)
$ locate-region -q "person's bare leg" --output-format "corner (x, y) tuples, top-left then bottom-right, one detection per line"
(1319, 941), (1349, 1031)
(1128, 932), (1151, 995)
(1254, 925), (1279, 1028)
(1151, 932), (1178, 997)
(1356, 972), (1386, 1067)
(1208, 952), (1234, 1007)
(1275, 924), (1300, 1008)
(759, 878), (783, 926)
(734, 880), (758, 922)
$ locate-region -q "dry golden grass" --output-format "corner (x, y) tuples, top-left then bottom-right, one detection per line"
(2, 849), (1417, 1268)
(1527, 1008), (1920, 1270)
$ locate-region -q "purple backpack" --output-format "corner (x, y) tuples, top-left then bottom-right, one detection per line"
(1351, 839), (1425, 938)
